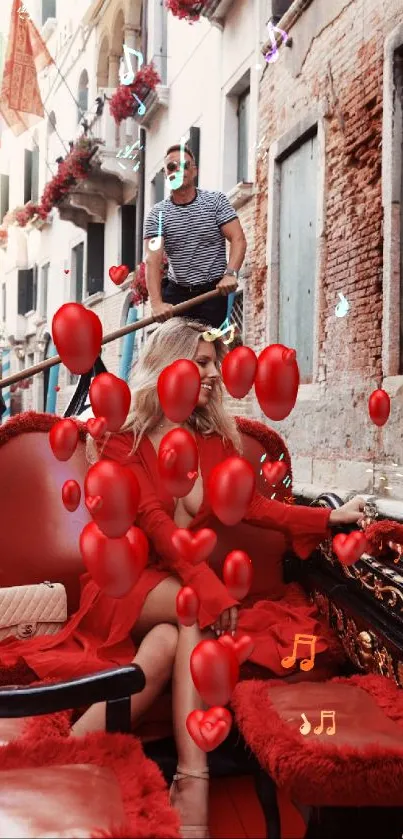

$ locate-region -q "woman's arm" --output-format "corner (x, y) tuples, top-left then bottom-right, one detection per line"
(244, 492), (364, 559)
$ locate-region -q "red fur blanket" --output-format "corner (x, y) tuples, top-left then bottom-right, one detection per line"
(365, 519), (403, 561)
(0, 710), (180, 838)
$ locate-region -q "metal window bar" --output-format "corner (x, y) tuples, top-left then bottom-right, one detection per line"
(228, 290), (244, 339)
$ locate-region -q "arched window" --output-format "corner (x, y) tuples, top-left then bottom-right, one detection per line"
(77, 69), (89, 123)
(97, 36), (110, 90)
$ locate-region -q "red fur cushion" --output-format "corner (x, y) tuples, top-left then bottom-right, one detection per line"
(232, 674), (403, 806)
(0, 726), (179, 838)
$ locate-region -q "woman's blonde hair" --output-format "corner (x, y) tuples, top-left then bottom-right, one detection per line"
(119, 317), (242, 452)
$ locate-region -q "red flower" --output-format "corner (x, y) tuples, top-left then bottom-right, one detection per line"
(130, 253), (168, 306)
(109, 62), (161, 125)
(6, 138), (102, 229)
(165, 0), (205, 22)
(130, 261), (148, 306)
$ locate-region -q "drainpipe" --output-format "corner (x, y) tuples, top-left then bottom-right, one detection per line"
(136, 0), (148, 264)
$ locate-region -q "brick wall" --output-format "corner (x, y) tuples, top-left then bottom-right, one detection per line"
(248, 0), (403, 498)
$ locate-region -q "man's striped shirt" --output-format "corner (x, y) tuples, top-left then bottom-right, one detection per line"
(144, 188), (237, 287)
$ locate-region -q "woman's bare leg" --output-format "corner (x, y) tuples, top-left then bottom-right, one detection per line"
(133, 577), (211, 834)
(71, 623), (178, 737)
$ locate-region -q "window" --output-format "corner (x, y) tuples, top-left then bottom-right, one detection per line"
(42, 0), (56, 25)
(223, 72), (251, 192)
(77, 69), (89, 123)
(151, 0), (168, 85)
(0, 175), (9, 223)
(32, 147), (39, 203)
(87, 223), (105, 296)
(269, 0), (293, 24)
(33, 266), (38, 311)
(40, 263), (49, 318)
(1, 284), (6, 321)
(18, 269), (37, 315)
(24, 149), (39, 204)
(152, 171), (165, 204)
(278, 133), (318, 382)
(121, 205), (136, 272)
(237, 89), (250, 183)
(72, 242), (84, 302)
(24, 151), (32, 205)
(188, 127), (200, 187)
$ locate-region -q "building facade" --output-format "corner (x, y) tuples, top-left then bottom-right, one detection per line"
(250, 0), (403, 501)
(3, 0), (401, 502)
(0, 0), (266, 418)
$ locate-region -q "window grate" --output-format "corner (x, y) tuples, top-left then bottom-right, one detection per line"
(229, 291), (244, 337)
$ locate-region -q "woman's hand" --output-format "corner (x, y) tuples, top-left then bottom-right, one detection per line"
(211, 606), (239, 637)
(329, 496), (366, 527)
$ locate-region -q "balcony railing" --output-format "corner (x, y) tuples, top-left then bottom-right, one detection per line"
(133, 84), (169, 128)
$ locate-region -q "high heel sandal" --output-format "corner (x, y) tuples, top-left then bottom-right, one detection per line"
(169, 766), (210, 839)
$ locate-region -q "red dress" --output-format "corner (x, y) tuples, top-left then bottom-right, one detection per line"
(0, 431), (337, 681)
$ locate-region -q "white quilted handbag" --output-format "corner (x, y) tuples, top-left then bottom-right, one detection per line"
(0, 582), (67, 641)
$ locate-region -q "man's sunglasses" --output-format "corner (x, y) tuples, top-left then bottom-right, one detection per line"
(166, 160), (192, 173)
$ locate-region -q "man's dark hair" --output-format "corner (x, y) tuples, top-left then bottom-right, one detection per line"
(165, 144), (195, 162)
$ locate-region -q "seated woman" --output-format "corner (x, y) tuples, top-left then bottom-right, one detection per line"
(0, 318), (364, 839)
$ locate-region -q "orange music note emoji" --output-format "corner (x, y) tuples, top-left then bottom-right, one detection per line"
(299, 713), (311, 736)
(314, 710), (336, 736)
(281, 633), (317, 672)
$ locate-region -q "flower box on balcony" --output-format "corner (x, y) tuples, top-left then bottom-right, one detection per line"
(109, 63), (161, 125)
(133, 85), (169, 127)
(165, 1), (205, 21)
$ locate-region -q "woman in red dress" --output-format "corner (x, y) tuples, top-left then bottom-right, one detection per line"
(0, 318), (364, 838)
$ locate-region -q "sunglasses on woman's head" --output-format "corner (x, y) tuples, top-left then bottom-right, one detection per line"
(166, 160), (191, 173)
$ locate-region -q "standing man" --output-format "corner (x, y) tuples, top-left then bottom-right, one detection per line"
(144, 144), (247, 328)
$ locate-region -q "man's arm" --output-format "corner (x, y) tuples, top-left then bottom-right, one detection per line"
(217, 218), (247, 295)
(144, 238), (174, 322)
(221, 217), (247, 272)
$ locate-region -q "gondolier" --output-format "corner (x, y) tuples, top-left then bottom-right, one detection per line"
(144, 143), (247, 328)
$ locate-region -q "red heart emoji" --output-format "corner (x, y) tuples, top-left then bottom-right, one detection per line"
(332, 531), (368, 566)
(109, 265), (130, 286)
(52, 303), (103, 375)
(282, 348), (296, 365)
(87, 417), (108, 440)
(262, 460), (288, 486)
(80, 522), (148, 598)
(186, 707), (232, 752)
(64, 269), (70, 274)
(86, 495), (103, 514)
(190, 639), (239, 706)
(176, 586), (200, 626)
(218, 633), (255, 664)
(162, 448), (177, 467)
(171, 528), (217, 563)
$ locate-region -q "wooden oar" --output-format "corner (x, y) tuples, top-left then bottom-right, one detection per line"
(0, 289), (222, 389)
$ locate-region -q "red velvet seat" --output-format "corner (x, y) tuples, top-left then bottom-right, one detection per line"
(0, 728), (180, 838)
(0, 412), (90, 613)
